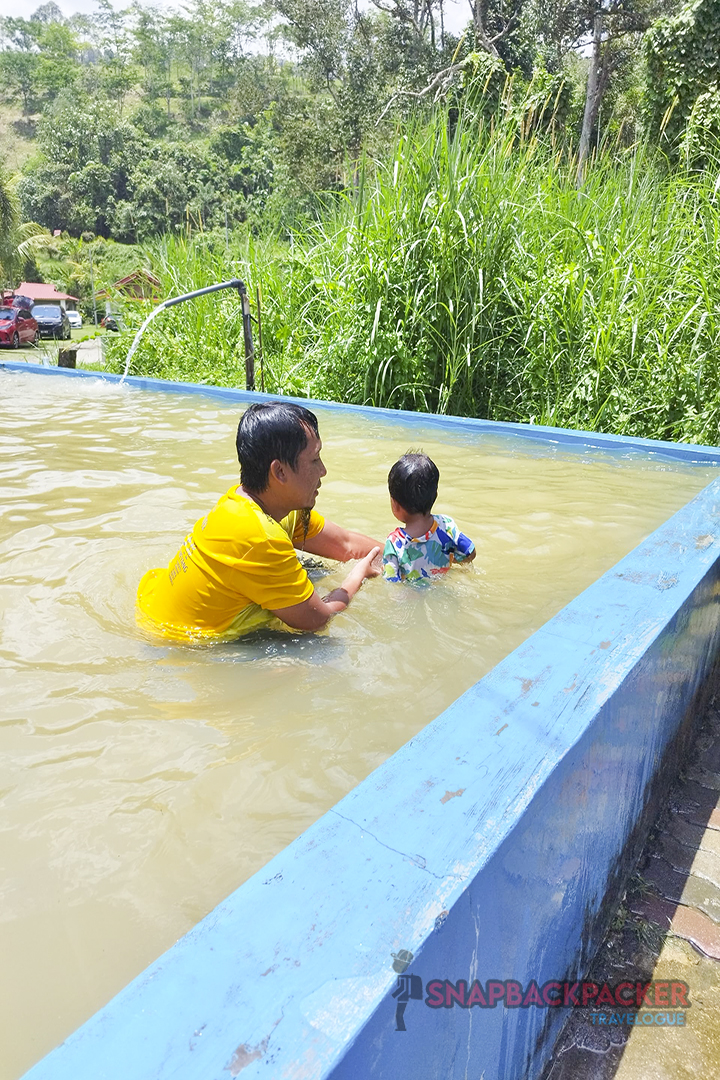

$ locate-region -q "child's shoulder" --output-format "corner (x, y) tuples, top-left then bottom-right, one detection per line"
(433, 512), (458, 533)
(384, 526), (408, 549)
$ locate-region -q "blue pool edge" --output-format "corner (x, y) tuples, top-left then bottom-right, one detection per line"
(4, 359), (720, 463)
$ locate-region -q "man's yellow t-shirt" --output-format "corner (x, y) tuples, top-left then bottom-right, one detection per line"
(137, 486), (325, 641)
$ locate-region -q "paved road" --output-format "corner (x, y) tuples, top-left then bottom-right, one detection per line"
(6, 333), (107, 367)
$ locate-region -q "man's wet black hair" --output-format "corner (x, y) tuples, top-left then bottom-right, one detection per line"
(236, 401), (320, 493)
(388, 452), (439, 515)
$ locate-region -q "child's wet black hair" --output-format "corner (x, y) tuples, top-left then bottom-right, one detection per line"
(388, 452), (439, 516)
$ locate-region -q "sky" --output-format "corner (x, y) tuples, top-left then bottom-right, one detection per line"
(1, 0), (472, 36)
(2, 0), (103, 14)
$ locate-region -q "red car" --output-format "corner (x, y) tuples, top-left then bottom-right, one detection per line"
(0, 306), (38, 348)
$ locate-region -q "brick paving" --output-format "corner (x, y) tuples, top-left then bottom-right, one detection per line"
(541, 695), (720, 1080)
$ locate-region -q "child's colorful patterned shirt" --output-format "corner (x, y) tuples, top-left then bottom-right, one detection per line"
(382, 514), (475, 583)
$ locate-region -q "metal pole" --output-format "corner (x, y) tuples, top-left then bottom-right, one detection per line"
(162, 278), (255, 388)
(240, 282), (255, 391)
(89, 246), (98, 328)
(120, 279), (250, 383)
(256, 283), (264, 393)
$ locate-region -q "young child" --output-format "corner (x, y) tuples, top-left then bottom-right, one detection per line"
(382, 452), (475, 583)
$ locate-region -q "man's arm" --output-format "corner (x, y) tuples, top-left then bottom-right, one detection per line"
(303, 520), (382, 561)
(272, 547), (381, 631)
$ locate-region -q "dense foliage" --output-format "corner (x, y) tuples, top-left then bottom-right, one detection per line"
(3, 0), (705, 247)
(645, 0), (720, 162)
(1, 0), (471, 241)
(104, 105), (720, 446)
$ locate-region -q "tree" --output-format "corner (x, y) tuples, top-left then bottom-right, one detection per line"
(31, 3), (64, 24)
(465, 0), (530, 62)
(36, 22), (80, 100)
(131, 4), (175, 109)
(644, 0), (720, 160)
(92, 0), (136, 114)
(156, 0), (257, 123)
(0, 50), (41, 113)
(272, 0), (451, 159)
(0, 15), (81, 113)
(577, 0), (656, 177)
(370, 0), (441, 56)
(0, 167), (18, 282)
(0, 18), (43, 112)
(528, 0), (667, 177)
(0, 166), (52, 286)
(19, 88), (145, 235)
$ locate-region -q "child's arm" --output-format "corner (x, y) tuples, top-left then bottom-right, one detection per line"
(382, 536), (403, 582)
(455, 532), (475, 563)
(439, 516), (475, 564)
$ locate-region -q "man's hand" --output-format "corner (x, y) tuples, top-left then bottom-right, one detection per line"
(358, 547), (383, 580)
(272, 546), (382, 631)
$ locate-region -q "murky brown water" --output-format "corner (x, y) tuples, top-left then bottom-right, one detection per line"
(0, 371), (716, 1079)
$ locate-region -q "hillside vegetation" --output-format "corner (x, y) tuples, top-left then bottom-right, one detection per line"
(3, 0), (720, 444)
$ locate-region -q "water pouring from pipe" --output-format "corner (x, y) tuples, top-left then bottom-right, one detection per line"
(119, 279), (254, 386)
(120, 302), (168, 382)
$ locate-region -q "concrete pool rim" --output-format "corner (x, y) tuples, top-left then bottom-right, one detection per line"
(7, 360), (720, 1080)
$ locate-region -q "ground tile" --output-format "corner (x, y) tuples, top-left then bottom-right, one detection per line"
(653, 836), (696, 875)
(672, 781), (720, 823)
(689, 849), (720, 890)
(668, 816), (708, 850)
(671, 906), (720, 961)
(610, 938), (720, 1080)
(653, 835), (720, 885)
(640, 857), (687, 903)
(686, 766), (720, 792)
(640, 857), (720, 923)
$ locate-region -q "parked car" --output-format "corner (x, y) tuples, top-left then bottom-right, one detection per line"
(0, 306), (38, 348)
(66, 310), (82, 329)
(10, 294), (34, 311)
(33, 305), (72, 340)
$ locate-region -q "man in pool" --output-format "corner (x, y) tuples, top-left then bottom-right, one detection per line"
(137, 401), (382, 640)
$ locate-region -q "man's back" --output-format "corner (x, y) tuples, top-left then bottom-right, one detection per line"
(137, 486), (324, 641)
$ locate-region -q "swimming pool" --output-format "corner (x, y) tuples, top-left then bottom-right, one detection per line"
(3, 364), (720, 1080)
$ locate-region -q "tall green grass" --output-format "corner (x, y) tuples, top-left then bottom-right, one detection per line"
(106, 107), (720, 445)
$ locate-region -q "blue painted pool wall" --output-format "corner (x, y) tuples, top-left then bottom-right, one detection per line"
(4, 359), (720, 463)
(332, 568), (720, 1080)
(12, 361), (720, 1080)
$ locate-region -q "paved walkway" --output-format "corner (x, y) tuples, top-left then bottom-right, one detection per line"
(7, 337), (106, 367)
(543, 693), (720, 1079)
